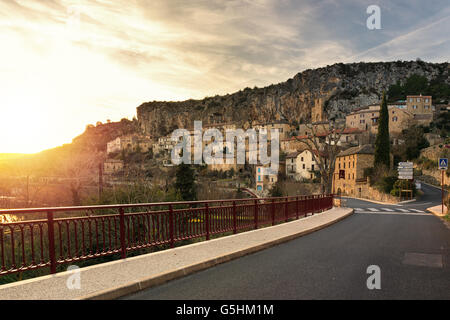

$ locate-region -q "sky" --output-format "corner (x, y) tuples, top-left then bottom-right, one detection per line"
(0, 0), (449, 153)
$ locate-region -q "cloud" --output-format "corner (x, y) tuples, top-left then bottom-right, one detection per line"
(0, 0), (448, 152)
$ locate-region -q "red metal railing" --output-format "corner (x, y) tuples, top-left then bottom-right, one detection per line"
(0, 194), (333, 277)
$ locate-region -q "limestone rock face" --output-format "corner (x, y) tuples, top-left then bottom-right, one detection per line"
(137, 61), (449, 137)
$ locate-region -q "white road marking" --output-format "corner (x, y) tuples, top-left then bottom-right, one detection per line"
(367, 208), (380, 212)
(357, 211), (429, 216)
(381, 208), (395, 212)
(409, 209), (425, 213)
(396, 208), (411, 212)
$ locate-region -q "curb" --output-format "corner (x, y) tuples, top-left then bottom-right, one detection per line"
(398, 199), (417, 204)
(78, 208), (354, 300)
(426, 205), (447, 217)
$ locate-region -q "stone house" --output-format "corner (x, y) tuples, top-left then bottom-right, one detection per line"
(332, 145), (374, 196)
(253, 120), (294, 140)
(107, 135), (152, 154)
(286, 149), (323, 181)
(103, 159), (124, 174)
(346, 105), (415, 136)
(406, 95), (433, 115)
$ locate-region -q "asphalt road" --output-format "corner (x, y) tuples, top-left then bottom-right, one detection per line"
(123, 182), (450, 300)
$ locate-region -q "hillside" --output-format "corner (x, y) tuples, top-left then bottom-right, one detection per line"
(137, 60), (449, 137)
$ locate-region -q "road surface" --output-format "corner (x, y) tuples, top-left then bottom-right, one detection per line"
(123, 183), (449, 300)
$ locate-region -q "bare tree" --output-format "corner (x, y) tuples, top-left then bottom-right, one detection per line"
(60, 151), (101, 206)
(293, 120), (346, 194)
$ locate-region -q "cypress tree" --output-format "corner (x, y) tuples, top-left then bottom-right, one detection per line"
(374, 92), (390, 168)
(175, 163), (197, 201)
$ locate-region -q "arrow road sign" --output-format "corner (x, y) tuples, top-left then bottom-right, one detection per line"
(439, 158), (448, 170)
(398, 162), (413, 168)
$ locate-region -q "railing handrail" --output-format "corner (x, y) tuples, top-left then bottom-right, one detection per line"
(0, 194), (334, 278)
(0, 194), (334, 215)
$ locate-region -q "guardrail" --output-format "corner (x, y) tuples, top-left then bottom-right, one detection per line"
(0, 194), (333, 277)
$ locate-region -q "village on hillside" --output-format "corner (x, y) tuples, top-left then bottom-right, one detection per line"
(101, 93), (449, 204)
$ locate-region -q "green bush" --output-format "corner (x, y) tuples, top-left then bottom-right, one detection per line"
(375, 175), (397, 194)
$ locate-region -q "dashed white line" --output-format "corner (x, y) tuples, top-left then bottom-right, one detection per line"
(367, 208), (380, 212)
(409, 209), (425, 213)
(381, 208), (395, 212)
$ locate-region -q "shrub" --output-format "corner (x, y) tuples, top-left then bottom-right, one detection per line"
(376, 175), (397, 194)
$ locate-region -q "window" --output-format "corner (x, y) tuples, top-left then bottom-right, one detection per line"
(417, 98), (420, 102)
(301, 157), (304, 161)
(392, 116), (398, 122)
(312, 164), (314, 171)
(409, 98), (413, 102)
(425, 98), (429, 102)
(302, 164), (305, 169)
(344, 163), (346, 169)
(258, 168), (261, 173)
(425, 105), (429, 109)
(413, 105), (417, 109)
(258, 176), (261, 181)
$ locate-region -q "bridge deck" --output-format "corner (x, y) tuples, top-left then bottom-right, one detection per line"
(0, 207), (352, 300)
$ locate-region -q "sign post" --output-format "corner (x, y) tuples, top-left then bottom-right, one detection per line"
(439, 158), (448, 214)
(397, 162), (414, 200)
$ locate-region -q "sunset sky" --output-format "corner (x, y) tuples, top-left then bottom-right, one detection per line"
(1, 0), (449, 153)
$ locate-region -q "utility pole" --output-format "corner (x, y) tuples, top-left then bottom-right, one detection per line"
(438, 158), (448, 215)
(442, 170), (445, 215)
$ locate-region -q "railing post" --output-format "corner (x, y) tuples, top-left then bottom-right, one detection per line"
(271, 199), (275, 226)
(169, 204), (174, 248)
(119, 208), (126, 259)
(233, 201), (237, 234)
(47, 211), (56, 274)
(205, 203), (210, 240)
(285, 197), (288, 222)
(312, 195), (316, 215)
(254, 199), (258, 229)
(296, 196), (299, 219)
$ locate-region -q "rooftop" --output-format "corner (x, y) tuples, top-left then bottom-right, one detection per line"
(338, 144), (374, 157)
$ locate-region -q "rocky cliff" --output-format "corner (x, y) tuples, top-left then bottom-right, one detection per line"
(137, 61), (449, 137)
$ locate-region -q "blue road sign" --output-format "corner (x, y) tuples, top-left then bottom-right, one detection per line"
(439, 158), (448, 170)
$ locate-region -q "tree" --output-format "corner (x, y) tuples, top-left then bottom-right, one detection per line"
(293, 121), (345, 194)
(175, 164), (197, 201)
(394, 126), (430, 161)
(374, 92), (390, 168)
(269, 182), (283, 197)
